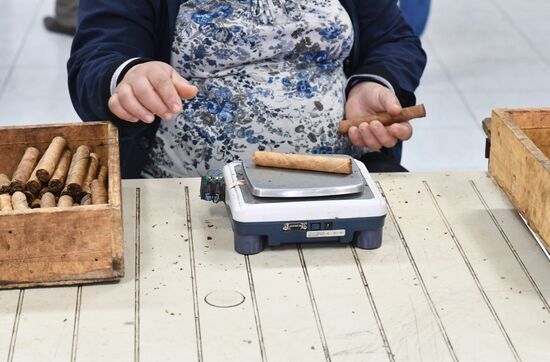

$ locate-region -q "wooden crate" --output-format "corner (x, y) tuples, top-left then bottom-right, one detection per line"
(0, 122), (124, 289)
(489, 109), (550, 252)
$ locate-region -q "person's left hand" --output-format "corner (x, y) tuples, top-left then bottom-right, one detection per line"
(345, 81), (413, 150)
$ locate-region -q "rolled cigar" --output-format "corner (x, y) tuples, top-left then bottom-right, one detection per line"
(82, 153), (99, 195)
(12, 191), (29, 211)
(91, 179), (108, 204)
(35, 136), (67, 183)
(63, 145), (90, 196)
(30, 199), (41, 209)
(40, 192), (56, 208)
(48, 149), (71, 194)
(253, 151), (352, 175)
(10, 147), (40, 192)
(0, 174), (10, 194)
(26, 174), (42, 195)
(38, 187), (52, 198)
(57, 195), (74, 208)
(80, 194), (92, 206)
(0, 194), (13, 211)
(23, 191), (35, 204)
(339, 104), (426, 134)
(97, 165), (108, 186)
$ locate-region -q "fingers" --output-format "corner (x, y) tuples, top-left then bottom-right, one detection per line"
(388, 122), (413, 141)
(108, 94), (138, 123)
(348, 121), (412, 150)
(378, 87), (402, 116)
(107, 61), (199, 124)
(172, 71), (198, 100)
(370, 121), (398, 148)
(113, 83), (155, 123)
(348, 124), (383, 150)
(133, 78), (173, 121)
(148, 68), (184, 114)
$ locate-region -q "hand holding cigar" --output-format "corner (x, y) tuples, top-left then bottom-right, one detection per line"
(253, 151), (352, 175)
(339, 104), (426, 134)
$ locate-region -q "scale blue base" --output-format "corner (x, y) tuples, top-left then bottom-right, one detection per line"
(229, 211), (385, 255)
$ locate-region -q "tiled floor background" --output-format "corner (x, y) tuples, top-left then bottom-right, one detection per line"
(0, 0), (548, 171)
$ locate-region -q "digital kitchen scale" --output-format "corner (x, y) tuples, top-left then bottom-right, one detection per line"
(202, 156), (387, 255)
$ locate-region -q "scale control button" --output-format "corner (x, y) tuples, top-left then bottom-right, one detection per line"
(324, 222), (333, 230)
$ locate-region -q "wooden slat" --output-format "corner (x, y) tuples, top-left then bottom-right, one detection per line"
(249, 245), (326, 361)
(356, 176), (456, 361)
(376, 173), (517, 361)
(136, 180), (197, 361)
(74, 183), (137, 362)
(0, 290), (21, 361)
(423, 173), (550, 360)
(11, 287), (76, 361)
(298, 244), (390, 361)
(185, 180), (262, 361)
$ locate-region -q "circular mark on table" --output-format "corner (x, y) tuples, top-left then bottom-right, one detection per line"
(204, 290), (246, 308)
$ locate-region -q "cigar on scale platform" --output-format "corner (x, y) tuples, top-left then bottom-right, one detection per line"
(0, 193), (12, 211)
(49, 149), (72, 194)
(339, 104), (426, 134)
(10, 147), (40, 192)
(63, 145), (90, 197)
(12, 191), (29, 211)
(253, 151), (353, 175)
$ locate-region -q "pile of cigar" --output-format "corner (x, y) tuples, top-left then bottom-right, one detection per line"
(0, 136), (108, 212)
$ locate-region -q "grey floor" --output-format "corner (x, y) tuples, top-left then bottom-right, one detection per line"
(0, 0), (548, 171)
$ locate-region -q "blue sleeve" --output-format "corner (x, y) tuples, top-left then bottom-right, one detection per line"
(349, 0), (426, 106)
(67, 0), (161, 122)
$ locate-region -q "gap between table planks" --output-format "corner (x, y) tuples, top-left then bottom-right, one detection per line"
(0, 173), (549, 361)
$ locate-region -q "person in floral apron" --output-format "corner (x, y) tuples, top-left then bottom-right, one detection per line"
(69, 0), (426, 178)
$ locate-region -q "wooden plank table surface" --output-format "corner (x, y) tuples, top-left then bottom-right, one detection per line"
(1, 172), (549, 362)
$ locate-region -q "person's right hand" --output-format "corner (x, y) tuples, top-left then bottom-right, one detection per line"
(108, 61), (198, 123)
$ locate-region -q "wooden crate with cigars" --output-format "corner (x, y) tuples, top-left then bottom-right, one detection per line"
(488, 109), (550, 252)
(0, 122), (124, 289)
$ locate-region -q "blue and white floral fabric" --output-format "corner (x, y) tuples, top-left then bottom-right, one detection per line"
(143, 0), (355, 177)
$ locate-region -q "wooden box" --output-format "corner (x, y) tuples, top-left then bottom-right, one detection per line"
(0, 122), (124, 289)
(489, 109), (550, 252)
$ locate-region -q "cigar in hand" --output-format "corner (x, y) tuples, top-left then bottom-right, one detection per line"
(339, 104), (426, 134)
(253, 151), (352, 175)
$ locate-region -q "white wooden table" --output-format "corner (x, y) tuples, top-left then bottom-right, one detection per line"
(1, 173), (549, 362)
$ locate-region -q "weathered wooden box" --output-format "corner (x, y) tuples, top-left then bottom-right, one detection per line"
(489, 109), (550, 252)
(0, 122), (124, 289)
